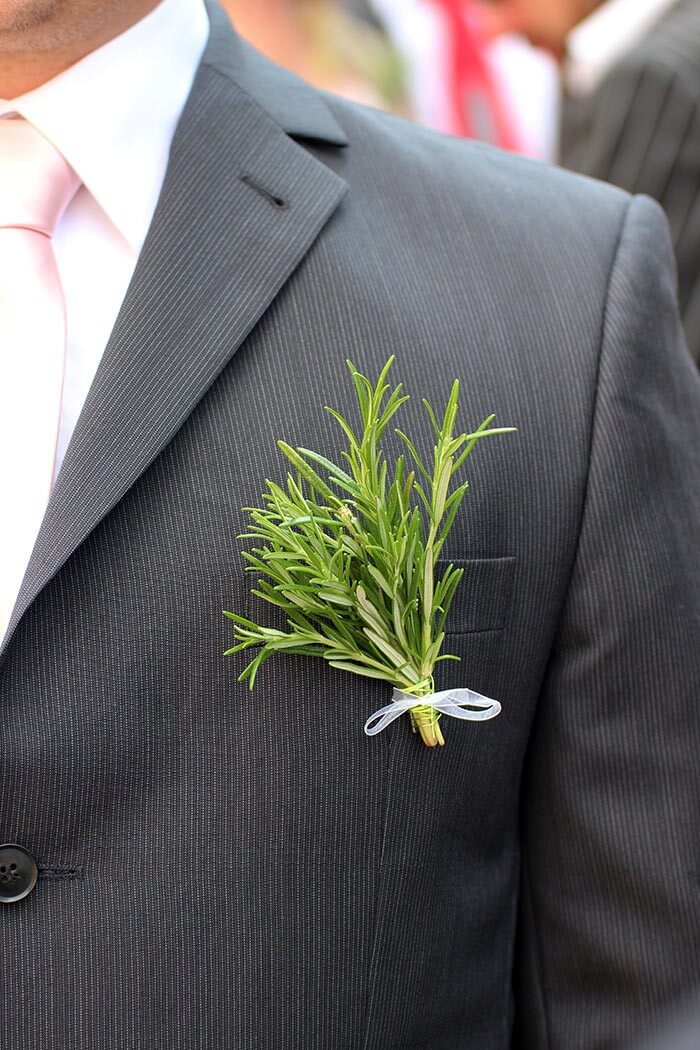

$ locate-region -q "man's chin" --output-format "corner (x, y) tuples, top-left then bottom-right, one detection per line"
(0, 0), (63, 42)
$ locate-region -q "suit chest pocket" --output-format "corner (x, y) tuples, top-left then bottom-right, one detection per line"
(440, 556), (516, 635)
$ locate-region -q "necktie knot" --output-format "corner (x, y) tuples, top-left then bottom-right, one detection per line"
(0, 117), (80, 236)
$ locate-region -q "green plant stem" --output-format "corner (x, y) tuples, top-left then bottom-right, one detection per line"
(402, 675), (444, 748)
(224, 357), (516, 748)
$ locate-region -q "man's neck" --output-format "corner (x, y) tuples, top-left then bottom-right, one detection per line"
(0, 0), (162, 99)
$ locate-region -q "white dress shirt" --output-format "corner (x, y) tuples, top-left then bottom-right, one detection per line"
(566, 0), (681, 95)
(0, 0), (209, 637)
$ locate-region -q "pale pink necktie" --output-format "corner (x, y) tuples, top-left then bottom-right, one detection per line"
(0, 117), (80, 641)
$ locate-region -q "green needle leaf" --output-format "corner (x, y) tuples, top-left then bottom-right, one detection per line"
(224, 357), (516, 725)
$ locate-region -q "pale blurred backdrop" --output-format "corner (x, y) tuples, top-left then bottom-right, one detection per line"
(222, 0), (700, 363)
(221, 0), (559, 157)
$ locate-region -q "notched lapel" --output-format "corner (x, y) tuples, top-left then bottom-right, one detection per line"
(0, 41), (348, 658)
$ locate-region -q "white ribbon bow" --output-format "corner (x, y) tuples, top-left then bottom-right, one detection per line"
(364, 687), (501, 736)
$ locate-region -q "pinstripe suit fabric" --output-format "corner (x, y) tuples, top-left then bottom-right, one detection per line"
(1, 3), (699, 1048)
(561, 0), (700, 364)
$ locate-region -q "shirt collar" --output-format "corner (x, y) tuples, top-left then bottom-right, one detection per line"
(565, 0), (681, 95)
(0, 0), (209, 253)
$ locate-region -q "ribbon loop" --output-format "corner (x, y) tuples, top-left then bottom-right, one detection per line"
(364, 687), (501, 736)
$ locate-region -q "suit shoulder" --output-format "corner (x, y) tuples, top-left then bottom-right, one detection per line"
(322, 94), (632, 268)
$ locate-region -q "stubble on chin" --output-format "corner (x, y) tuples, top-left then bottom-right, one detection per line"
(0, 0), (99, 51)
(0, 0), (61, 33)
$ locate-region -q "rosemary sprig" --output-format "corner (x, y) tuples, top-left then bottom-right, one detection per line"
(224, 357), (515, 746)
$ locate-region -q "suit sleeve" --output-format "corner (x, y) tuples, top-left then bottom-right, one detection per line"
(514, 195), (700, 1049)
(561, 59), (700, 364)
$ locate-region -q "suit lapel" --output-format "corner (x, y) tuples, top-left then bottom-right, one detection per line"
(1, 7), (348, 657)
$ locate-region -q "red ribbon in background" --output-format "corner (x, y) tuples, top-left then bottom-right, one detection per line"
(429, 0), (521, 150)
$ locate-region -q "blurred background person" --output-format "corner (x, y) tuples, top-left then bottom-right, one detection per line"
(226, 0), (558, 156)
(369, 0), (558, 156)
(478, 0), (700, 365)
(222, 0), (408, 112)
(371, 0), (522, 148)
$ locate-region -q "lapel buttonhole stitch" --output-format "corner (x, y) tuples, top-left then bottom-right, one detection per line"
(240, 175), (289, 210)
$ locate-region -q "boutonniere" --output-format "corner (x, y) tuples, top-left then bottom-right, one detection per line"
(224, 358), (515, 747)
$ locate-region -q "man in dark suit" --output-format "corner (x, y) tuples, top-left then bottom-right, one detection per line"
(479, 0), (700, 365)
(0, 1), (699, 1048)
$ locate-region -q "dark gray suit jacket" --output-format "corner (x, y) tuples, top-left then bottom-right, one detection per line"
(560, 0), (700, 364)
(1, 3), (699, 1048)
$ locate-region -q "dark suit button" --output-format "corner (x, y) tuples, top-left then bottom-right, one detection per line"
(0, 844), (38, 903)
